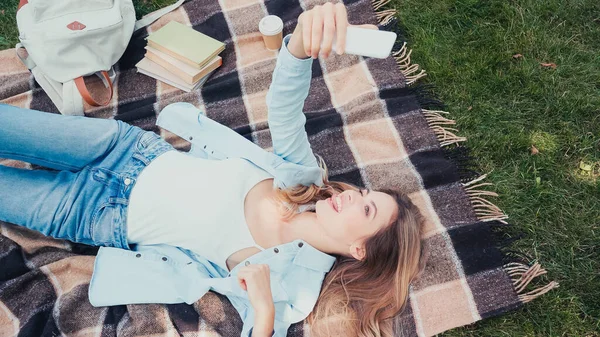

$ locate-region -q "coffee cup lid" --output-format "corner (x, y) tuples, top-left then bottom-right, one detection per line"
(259, 15), (283, 35)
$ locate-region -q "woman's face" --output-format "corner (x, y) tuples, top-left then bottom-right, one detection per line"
(314, 189), (398, 256)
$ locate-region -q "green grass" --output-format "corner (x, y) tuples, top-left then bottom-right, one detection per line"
(392, 0), (600, 336)
(1, 0), (598, 335)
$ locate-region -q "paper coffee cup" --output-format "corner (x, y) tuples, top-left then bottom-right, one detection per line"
(259, 15), (283, 51)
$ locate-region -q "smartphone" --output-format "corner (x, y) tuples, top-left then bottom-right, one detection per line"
(324, 26), (397, 59)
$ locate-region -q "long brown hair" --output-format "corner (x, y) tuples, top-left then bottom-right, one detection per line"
(275, 157), (427, 337)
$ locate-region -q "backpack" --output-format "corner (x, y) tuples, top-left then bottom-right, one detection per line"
(15, 0), (186, 116)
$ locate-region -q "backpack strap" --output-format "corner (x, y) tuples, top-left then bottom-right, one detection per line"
(15, 43), (34, 69)
(16, 43), (85, 116)
(134, 0), (187, 32)
(74, 71), (113, 107)
(62, 80), (85, 115)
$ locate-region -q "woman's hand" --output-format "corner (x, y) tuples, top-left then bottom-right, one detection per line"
(288, 2), (378, 60)
(237, 264), (275, 336)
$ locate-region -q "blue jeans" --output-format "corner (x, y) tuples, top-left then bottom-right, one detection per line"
(0, 104), (173, 249)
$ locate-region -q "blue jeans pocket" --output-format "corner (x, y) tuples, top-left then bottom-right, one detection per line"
(89, 202), (117, 245)
(89, 198), (126, 247)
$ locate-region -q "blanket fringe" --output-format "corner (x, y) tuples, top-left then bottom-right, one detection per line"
(371, 0), (392, 11)
(422, 109), (467, 147)
(462, 174), (509, 224)
(392, 43), (427, 85)
(371, 0), (427, 85)
(503, 262), (560, 303)
(375, 9), (396, 26)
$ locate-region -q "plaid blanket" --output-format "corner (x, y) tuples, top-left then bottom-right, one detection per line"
(0, 0), (557, 336)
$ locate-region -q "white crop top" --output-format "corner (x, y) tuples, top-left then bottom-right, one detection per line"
(126, 150), (274, 271)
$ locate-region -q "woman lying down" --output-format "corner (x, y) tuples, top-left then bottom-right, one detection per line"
(0, 2), (426, 336)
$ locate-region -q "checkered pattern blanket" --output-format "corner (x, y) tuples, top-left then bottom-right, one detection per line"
(0, 0), (557, 336)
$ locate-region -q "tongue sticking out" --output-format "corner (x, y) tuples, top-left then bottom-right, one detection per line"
(333, 195), (341, 213)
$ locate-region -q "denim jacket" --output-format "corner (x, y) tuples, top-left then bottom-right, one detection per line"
(89, 35), (337, 337)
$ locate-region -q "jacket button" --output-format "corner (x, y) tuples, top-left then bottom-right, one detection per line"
(298, 242), (304, 248)
(189, 136), (193, 140)
(162, 257), (168, 261)
(274, 248), (279, 253)
(245, 261), (250, 266)
(135, 253), (141, 258)
(124, 178), (132, 186)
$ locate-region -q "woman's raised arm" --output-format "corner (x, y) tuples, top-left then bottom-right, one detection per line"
(266, 3), (348, 168)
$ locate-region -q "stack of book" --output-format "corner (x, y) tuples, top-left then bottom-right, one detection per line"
(136, 21), (225, 92)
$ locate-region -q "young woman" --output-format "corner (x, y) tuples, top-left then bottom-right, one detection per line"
(0, 2), (425, 337)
